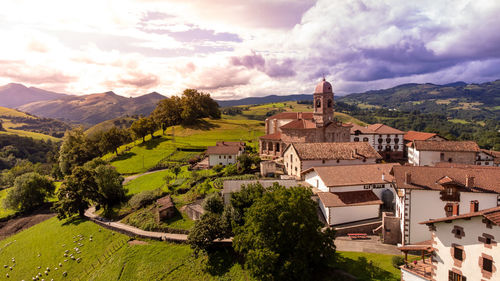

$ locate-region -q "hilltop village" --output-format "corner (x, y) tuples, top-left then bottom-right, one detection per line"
(207, 79), (500, 281)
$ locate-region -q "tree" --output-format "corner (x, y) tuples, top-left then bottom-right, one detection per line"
(152, 96), (182, 135)
(98, 127), (130, 155)
(230, 182), (265, 226)
(53, 166), (99, 218)
(237, 153), (261, 174)
(0, 120), (4, 131)
(93, 164), (125, 210)
(180, 89), (221, 125)
(130, 117), (151, 142)
(58, 127), (100, 175)
(233, 185), (336, 281)
(202, 193), (224, 214)
(3, 172), (55, 212)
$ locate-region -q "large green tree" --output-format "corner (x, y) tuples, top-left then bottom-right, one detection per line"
(152, 96), (183, 135)
(3, 172), (55, 212)
(233, 186), (336, 281)
(58, 127), (100, 175)
(54, 167), (99, 218)
(93, 164), (125, 210)
(97, 126), (130, 155)
(130, 117), (154, 142)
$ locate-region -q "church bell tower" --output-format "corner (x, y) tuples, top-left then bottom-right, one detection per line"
(313, 78), (335, 127)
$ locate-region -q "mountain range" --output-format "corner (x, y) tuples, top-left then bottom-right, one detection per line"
(2, 79), (500, 125)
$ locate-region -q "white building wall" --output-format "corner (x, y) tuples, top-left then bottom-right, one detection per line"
(433, 217), (500, 281)
(209, 154), (238, 167)
(318, 199), (329, 224)
(406, 189), (499, 244)
(304, 172), (328, 191)
(330, 204), (380, 225)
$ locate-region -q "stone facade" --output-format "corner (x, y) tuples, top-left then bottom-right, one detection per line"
(259, 79), (351, 158)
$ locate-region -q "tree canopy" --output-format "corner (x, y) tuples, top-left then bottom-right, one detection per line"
(232, 185), (336, 281)
(3, 172), (55, 212)
(58, 127), (100, 175)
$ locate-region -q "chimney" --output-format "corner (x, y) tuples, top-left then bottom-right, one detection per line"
(470, 200), (479, 213)
(465, 175), (475, 188)
(382, 173), (385, 182)
(452, 203), (460, 216)
(298, 112), (302, 119)
(405, 172), (411, 184)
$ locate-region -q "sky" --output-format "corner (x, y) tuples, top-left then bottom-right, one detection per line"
(1, 0), (500, 99)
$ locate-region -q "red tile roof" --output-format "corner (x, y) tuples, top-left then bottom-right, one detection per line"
(216, 141), (245, 147)
(304, 163), (399, 187)
(412, 140), (480, 152)
(367, 123), (404, 134)
(318, 190), (383, 207)
(206, 145), (241, 155)
(280, 119), (317, 129)
(266, 112), (314, 120)
(349, 123), (374, 134)
(259, 132), (282, 140)
(290, 142), (382, 161)
(392, 165), (500, 193)
(420, 206), (500, 225)
(404, 131), (439, 142)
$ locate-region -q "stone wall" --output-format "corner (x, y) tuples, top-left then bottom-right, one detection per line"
(382, 212), (401, 245)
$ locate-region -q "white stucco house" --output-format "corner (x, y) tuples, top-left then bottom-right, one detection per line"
(283, 142), (382, 178)
(412, 206), (500, 281)
(407, 140), (480, 166)
(392, 165), (500, 245)
(206, 141), (245, 167)
(476, 149), (498, 166)
(303, 163), (399, 225)
(349, 123), (405, 160)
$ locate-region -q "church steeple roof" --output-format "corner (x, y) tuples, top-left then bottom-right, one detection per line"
(314, 78), (333, 94)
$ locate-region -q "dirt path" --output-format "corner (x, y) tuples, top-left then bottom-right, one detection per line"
(0, 209), (55, 240)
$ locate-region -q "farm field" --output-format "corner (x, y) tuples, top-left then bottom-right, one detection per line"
(0, 106), (61, 141)
(0, 217), (252, 281)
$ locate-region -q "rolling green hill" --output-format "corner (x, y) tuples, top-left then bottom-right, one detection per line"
(85, 116), (138, 137)
(0, 106), (70, 140)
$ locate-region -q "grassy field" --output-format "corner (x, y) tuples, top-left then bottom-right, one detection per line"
(0, 217), (252, 281)
(125, 170), (172, 195)
(107, 118), (264, 174)
(0, 188), (15, 219)
(337, 251), (405, 281)
(0, 106), (60, 141)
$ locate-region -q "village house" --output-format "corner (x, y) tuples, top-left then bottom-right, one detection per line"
(283, 142), (382, 178)
(302, 163), (398, 226)
(403, 130), (446, 158)
(206, 141), (245, 167)
(349, 123), (405, 160)
(476, 149), (500, 166)
(409, 206), (500, 281)
(391, 165), (500, 245)
(407, 140), (480, 166)
(222, 179), (300, 204)
(259, 79), (351, 158)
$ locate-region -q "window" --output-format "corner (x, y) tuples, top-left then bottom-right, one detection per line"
(483, 257), (493, 272)
(228, 156), (232, 159)
(327, 99), (332, 108)
(394, 145), (399, 150)
(445, 204), (453, 217)
(447, 188), (454, 196)
(378, 145), (383, 150)
(336, 159), (340, 163)
(454, 247), (463, 261)
(354, 137), (359, 142)
(276, 143), (280, 152)
(363, 137), (369, 142)
(378, 138), (383, 143)
(363, 185), (371, 189)
(394, 138), (400, 143)
(485, 162), (489, 165)
(486, 237), (492, 245)
(440, 152), (445, 161)
(322, 159), (325, 164)
(448, 271), (466, 281)
(316, 99), (321, 108)
(386, 138), (391, 143)
(294, 167), (297, 172)
(219, 155), (221, 159)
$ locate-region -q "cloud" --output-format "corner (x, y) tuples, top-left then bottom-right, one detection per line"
(0, 60), (76, 85)
(230, 53), (296, 78)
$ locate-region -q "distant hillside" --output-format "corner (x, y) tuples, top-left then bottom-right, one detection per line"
(0, 106), (70, 140)
(338, 79), (500, 123)
(0, 83), (68, 108)
(18, 91), (166, 125)
(85, 116), (138, 137)
(216, 94), (312, 107)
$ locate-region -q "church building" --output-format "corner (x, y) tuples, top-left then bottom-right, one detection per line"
(259, 79), (352, 157)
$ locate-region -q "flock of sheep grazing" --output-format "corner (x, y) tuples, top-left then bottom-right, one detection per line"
(3, 229), (101, 280)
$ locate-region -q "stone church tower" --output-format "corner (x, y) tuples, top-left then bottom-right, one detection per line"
(313, 78), (334, 127)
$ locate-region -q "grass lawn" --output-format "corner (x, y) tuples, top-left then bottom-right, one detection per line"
(125, 170), (172, 195)
(0, 217), (252, 281)
(448, 118), (470, 125)
(0, 188), (15, 219)
(336, 251), (413, 281)
(107, 118), (264, 174)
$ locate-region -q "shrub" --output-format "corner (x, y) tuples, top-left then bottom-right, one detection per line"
(128, 188), (165, 210)
(392, 256), (405, 268)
